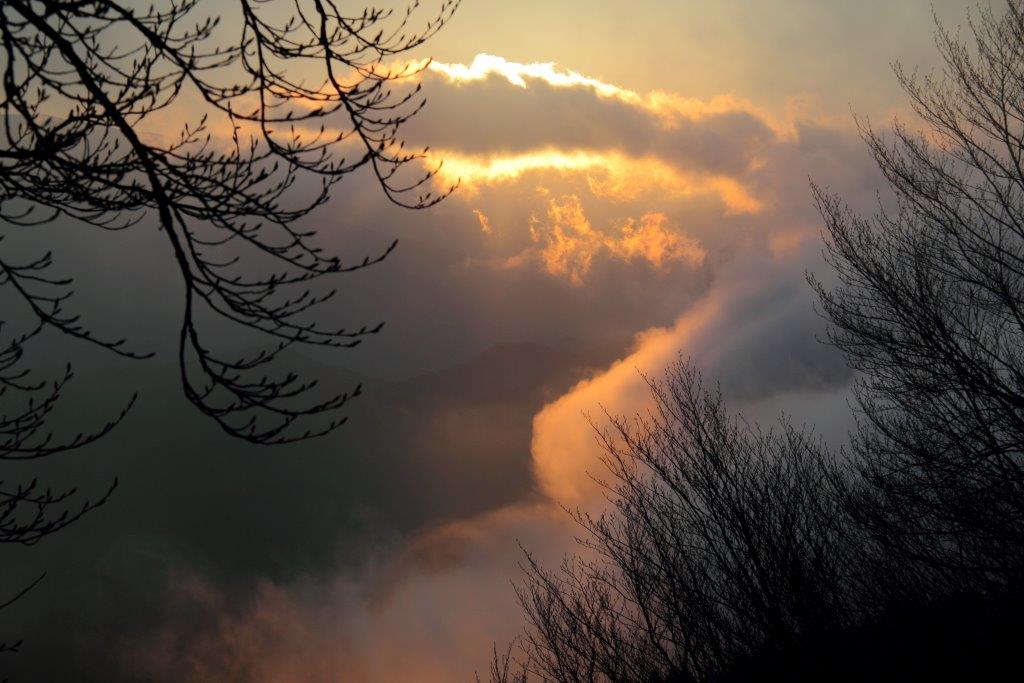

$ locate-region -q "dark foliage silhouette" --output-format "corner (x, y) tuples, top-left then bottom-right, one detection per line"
(490, 2), (1024, 680)
(490, 363), (853, 682)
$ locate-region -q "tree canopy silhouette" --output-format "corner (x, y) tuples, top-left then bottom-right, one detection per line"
(812, 0), (1024, 595)
(508, 364), (850, 682)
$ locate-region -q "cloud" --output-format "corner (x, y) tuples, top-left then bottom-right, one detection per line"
(434, 148), (763, 213)
(427, 54), (789, 137)
(532, 246), (853, 505)
(507, 194), (705, 286)
(530, 298), (720, 504)
(110, 62), (872, 682)
(113, 236), (855, 682)
(472, 208), (492, 234)
(607, 213), (704, 269)
(119, 504), (575, 683)
(429, 54), (630, 100)
(406, 55), (781, 180)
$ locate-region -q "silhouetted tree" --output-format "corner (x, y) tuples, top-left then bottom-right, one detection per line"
(495, 363), (852, 682)
(812, 0), (1024, 597)
(0, 325), (124, 654)
(1, 327), (121, 541)
(1, 0), (457, 442)
(0, 0), (456, 656)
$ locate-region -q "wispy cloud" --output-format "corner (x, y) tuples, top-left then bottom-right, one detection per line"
(472, 208), (492, 234)
(427, 54), (789, 135)
(430, 54), (630, 99)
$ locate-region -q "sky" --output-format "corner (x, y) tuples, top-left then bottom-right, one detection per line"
(0, 1), (986, 681)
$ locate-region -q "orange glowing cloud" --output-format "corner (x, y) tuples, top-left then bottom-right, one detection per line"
(609, 213), (702, 267)
(434, 149), (763, 214)
(527, 247), (852, 506)
(530, 296), (723, 505)
(472, 208), (492, 234)
(511, 195), (705, 285)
